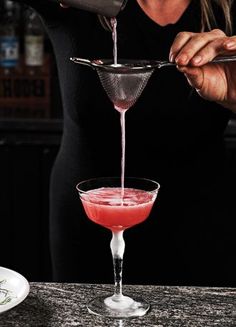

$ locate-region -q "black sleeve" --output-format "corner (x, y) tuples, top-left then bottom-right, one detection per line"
(13, 0), (59, 17)
(12, 0), (64, 27)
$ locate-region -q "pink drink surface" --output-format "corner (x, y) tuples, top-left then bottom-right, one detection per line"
(80, 187), (156, 232)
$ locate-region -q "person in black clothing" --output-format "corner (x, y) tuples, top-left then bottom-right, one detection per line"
(15, 0), (236, 286)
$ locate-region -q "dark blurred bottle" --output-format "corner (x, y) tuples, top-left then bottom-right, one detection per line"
(0, 0), (20, 76)
(24, 8), (45, 76)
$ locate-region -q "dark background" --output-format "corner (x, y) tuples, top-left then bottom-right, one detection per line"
(1, 2), (236, 283)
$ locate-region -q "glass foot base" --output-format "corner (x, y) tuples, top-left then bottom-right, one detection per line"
(87, 294), (150, 318)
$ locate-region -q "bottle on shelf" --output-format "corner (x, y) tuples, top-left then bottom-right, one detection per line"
(0, 0), (21, 76)
(24, 7), (45, 76)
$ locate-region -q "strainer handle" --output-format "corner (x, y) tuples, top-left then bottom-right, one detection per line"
(70, 57), (94, 68)
(161, 55), (236, 67)
(212, 55), (236, 63)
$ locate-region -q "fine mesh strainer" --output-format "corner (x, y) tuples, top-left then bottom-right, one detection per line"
(70, 56), (236, 111)
(70, 58), (156, 111)
(97, 67), (152, 111)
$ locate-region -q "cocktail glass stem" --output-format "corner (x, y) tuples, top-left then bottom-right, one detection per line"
(110, 231), (125, 300)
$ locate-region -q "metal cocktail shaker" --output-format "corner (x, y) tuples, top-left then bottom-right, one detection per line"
(53, 0), (128, 17)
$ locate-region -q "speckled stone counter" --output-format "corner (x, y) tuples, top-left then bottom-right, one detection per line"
(1, 283), (236, 326)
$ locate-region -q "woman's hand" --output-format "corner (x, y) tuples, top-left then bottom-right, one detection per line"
(169, 29), (236, 112)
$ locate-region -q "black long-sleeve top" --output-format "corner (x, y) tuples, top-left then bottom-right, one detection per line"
(11, 0), (236, 286)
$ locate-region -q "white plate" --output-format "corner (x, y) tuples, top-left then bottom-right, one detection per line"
(0, 266), (30, 313)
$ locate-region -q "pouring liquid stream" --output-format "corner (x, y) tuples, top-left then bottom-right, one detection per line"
(111, 18), (118, 66)
(111, 17), (126, 201)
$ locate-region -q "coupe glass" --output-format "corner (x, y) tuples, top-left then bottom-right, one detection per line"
(76, 176), (160, 318)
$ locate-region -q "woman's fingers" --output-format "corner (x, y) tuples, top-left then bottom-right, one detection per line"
(223, 36), (236, 50)
(187, 36), (236, 66)
(170, 30), (236, 110)
(169, 31), (194, 62)
(170, 29), (226, 65)
(177, 66), (204, 90)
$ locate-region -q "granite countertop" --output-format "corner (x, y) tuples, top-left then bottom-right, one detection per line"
(1, 283), (235, 326)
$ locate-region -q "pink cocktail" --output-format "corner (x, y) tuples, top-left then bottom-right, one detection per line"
(81, 187), (155, 232)
(76, 177), (160, 318)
